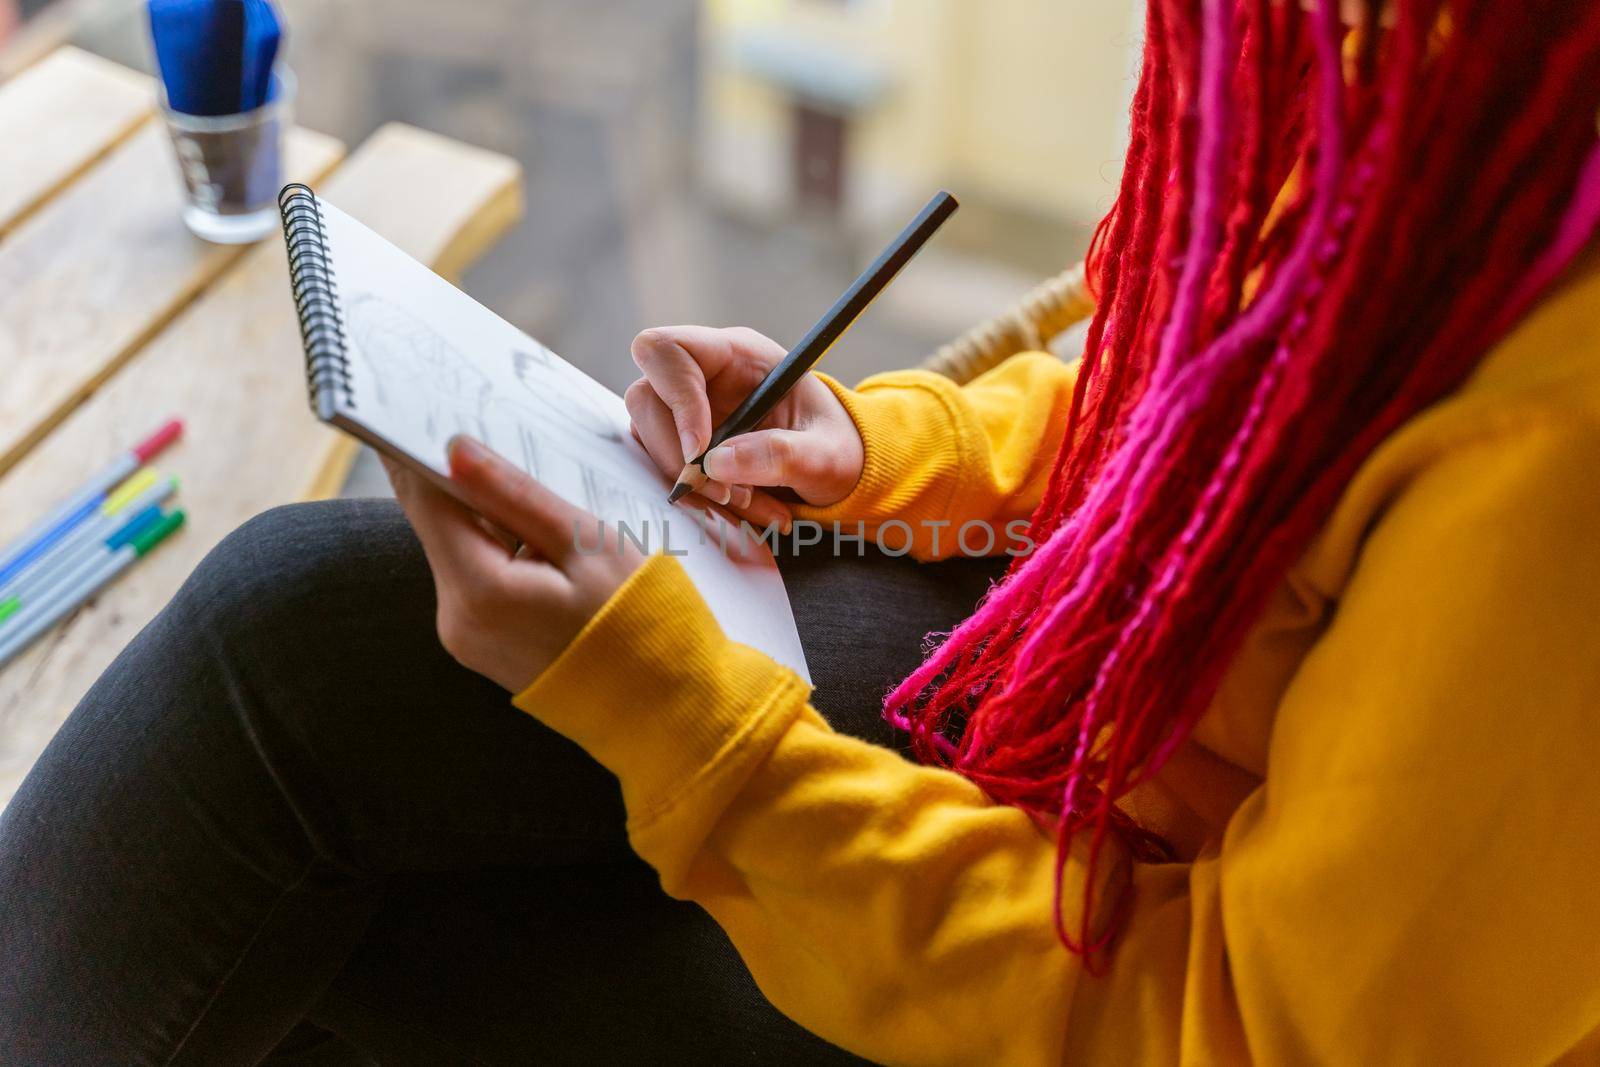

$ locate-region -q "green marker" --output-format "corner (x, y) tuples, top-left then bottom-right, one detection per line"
(0, 477), (180, 610)
(130, 509), (185, 555)
(0, 597), (18, 625)
(0, 509), (186, 670)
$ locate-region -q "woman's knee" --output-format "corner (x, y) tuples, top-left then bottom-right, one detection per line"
(177, 499), (427, 649)
(141, 500), (444, 839)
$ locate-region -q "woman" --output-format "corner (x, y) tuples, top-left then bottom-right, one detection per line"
(4, 1), (1600, 1063)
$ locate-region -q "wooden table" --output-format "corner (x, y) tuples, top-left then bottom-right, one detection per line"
(0, 47), (524, 805)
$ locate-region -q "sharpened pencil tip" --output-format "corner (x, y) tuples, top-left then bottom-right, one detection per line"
(667, 482), (692, 504)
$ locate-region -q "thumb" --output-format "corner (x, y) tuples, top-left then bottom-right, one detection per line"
(446, 435), (591, 564)
(702, 428), (839, 495)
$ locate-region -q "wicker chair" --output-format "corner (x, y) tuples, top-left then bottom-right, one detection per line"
(918, 262), (1096, 385)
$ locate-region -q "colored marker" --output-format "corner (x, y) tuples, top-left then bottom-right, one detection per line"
(0, 419), (183, 586)
(106, 505), (167, 549)
(0, 503), (168, 629)
(0, 598), (16, 625)
(0, 474), (178, 605)
(0, 510), (186, 670)
(0, 467), (163, 595)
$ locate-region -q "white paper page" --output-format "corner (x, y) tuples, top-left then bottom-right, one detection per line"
(317, 198), (810, 681)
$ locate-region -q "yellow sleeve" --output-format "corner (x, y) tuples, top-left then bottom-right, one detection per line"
(515, 416), (1600, 1065)
(796, 353), (1077, 560)
(515, 554), (1110, 1064)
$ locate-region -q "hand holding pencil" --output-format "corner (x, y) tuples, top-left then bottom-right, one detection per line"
(626, 326), (864, 530)
(627, 190), (957, 526)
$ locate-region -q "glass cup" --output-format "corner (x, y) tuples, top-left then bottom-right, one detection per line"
(159, 68), (295, 244)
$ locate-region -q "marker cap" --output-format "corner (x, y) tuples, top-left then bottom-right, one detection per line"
(105, 467), (161, 514)
(131, 510), (186, 556)
(132, 419), (184, 463)
(107, 505), (165, 550)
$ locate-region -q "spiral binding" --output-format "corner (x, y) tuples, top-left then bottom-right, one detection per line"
(278, 183), (354, 418)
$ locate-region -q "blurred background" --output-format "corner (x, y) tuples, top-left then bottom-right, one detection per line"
(1, 0), (1140, 489)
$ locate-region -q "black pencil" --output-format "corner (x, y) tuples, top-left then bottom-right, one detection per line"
(667, 190), (960, 504)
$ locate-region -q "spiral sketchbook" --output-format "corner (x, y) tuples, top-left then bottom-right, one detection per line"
(277, 184), (810, 680)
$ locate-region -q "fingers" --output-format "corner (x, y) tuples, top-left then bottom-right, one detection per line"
(625, 379), (738, 504)
(629, 328), (715, 462)
(702, 428), (839, 490)
(681, 485), (793, 533)
(729, 486), (794, 532)
(693, 476), (741, 507)
(385, 453), (572, 689)
(444, 436), (593, 566)
(384, 453), (518, 586)
(625, 378), (700, 476)
(629, 326), (786, 461)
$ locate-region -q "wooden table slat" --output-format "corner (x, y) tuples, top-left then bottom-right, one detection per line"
(0, 122), (523, 802)
(0, 46), (153, 239)
(0, 122), (345, 479)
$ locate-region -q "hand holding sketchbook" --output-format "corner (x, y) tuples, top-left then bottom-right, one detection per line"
(277, 185), (809, 680)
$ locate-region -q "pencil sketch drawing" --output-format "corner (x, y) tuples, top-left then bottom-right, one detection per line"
(510, 347), (625, 443)
(347, 293), (493, 443)
(579, 465), (675, 533)
(515, 425), (543, 481)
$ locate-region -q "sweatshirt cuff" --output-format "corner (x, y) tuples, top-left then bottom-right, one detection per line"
(512, 553), (811, 828)
(796, 369), (971, 528)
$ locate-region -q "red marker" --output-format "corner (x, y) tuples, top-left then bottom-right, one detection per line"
(131, 418), (184, 463)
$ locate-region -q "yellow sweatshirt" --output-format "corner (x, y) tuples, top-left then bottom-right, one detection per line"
(514, 255), (1600, 1065)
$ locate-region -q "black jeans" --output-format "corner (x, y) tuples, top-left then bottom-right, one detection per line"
(0, 499), (1003, 1065)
